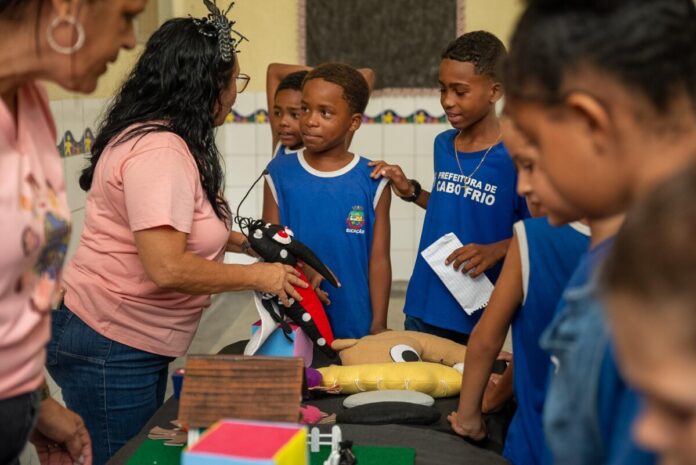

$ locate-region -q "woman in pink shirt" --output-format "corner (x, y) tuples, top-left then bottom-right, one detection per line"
(0, 1), (148, 465)
(46, 9), (307, 465)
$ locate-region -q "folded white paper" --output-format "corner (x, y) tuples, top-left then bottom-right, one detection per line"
(421, 232), (494, 315)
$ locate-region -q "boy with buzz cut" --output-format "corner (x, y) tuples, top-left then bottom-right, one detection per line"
(371, 31), (529, 344)
(267, 67), (309, 156)
(263, 63), (391, 339)
(266, 63), (375, 158)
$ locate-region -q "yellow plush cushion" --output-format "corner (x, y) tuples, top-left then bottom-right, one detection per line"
(317, 362), (461, 398)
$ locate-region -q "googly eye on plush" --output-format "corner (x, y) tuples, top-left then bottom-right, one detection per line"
(272, 229), (292, 245)
(390, 344), (421, 362)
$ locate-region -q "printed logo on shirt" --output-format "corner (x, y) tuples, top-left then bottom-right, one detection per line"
(345, 205), (366, 234)
(435, 171), (498, 206)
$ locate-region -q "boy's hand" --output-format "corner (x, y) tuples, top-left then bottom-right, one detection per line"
(368, 160), (412, 198)
(445, 242), (507, 278)
(447, 410), (487, 441)
(369, 323), (389, 335)
(302, 263), (331, 305)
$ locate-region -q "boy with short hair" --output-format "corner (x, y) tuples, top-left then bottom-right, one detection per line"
(449, 117), (590, 464)
(263, 63), (391, 339)
(268, 68), (309, 155)
(266, 63), (374, 157)
(370, 31), (529, 343)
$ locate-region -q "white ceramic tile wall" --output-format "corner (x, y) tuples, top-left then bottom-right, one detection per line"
(52, 93), (448, 282)
(351, 124), (382, 157)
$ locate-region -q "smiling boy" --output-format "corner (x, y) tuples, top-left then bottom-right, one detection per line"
(370, 31), (529, 343)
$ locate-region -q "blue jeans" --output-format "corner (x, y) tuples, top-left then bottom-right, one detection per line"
(0, 390), (40, 465)
(404, 315), (470, 345)
(540, 282), (655, 465)
(46, 304), (174, 465)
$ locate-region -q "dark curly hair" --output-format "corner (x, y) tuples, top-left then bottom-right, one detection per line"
(0, 0), (44, 18)
(441, 31), (507, 82)
(275, 70), (308, 96)
(303, 63), (369, 114)
(80, 17), (234, 223)
(505, 0), (696, 114)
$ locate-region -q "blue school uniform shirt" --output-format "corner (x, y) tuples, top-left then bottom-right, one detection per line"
(403, 129), (529, 334)
(540, 238), (656, 465)
(273, 143), (301, 158)
(265, 152), (388, 338)
(503, 219), (590, 465)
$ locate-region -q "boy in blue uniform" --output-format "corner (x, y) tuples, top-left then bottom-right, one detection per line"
(267, 66), (309, 157)
(263, 63), (391, 339)
(449, 118), (590, 465)
(504, 0), (695, 463)
(370, 31), (529, 343)
(266, 63), (374, 158)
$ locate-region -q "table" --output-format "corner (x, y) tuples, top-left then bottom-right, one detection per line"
(107, 341), (513, 465)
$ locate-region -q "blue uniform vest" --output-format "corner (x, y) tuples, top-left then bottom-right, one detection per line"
(265, 152), (387, 338)
(504, 218), (590, 465)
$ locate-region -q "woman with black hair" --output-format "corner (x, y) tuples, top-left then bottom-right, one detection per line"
(45, 9), (307, 465)
(1, 1), (147, 464)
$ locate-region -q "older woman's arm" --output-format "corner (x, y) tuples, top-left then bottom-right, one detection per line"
(134, 226), (306, 306)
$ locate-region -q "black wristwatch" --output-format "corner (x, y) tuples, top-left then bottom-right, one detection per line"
(400, 179), (421, 202)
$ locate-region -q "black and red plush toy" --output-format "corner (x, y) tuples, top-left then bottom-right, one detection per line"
(237, 217), (339, 357)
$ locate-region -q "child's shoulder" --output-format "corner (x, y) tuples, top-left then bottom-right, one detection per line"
(353, 155), (386, 183)
(267, 149), (300, 171)
(516, 217), (591, 243)
(434, 128), (459, 146)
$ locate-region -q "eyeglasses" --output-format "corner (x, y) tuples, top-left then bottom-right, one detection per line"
(235, 73), (250, 93)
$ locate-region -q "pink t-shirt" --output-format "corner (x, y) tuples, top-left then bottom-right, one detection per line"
(63, 128), (229, 357)
(0, 82), (71, 400)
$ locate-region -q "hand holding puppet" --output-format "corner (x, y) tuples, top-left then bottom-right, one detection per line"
(238, 218), (339, 357)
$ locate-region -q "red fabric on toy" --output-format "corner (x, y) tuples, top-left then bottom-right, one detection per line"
(295, 267), (334, 346)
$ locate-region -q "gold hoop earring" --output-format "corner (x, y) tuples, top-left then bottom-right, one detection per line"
(46, 15), (85, 55)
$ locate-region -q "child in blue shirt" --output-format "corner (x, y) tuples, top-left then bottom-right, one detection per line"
(449, 117), (589, 465)
(370, 31), (529, 343)
(503, 0), (694, 463)
(267, 66), (309, 157)
(601, 166), (696, 465)
(266, 63), (374, 158)
(263, 63), (391, 339)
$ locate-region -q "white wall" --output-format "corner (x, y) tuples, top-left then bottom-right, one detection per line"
(55, 92), (448, 281)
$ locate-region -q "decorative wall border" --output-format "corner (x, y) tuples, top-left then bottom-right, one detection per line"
(58, 128), (95, 158)
(58, 108), (448, 156)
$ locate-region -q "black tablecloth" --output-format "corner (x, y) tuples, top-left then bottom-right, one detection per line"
(107, 341), (512, 465)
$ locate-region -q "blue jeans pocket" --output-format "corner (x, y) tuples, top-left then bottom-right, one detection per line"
(46, 304), (73, 366)
(49, 304), (109, 366)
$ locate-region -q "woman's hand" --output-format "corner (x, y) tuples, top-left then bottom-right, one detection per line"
(447, 410), (487, 441)
(252, 262), (308, 307)
(31, 398), (92, 465)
